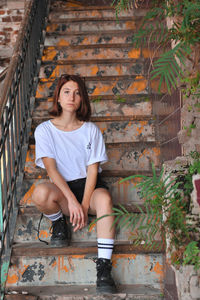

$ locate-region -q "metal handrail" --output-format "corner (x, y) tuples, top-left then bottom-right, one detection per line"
(0, 0), (49, 298)
(0, 68), (7, 84)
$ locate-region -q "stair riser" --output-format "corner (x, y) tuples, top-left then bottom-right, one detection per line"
(13, 215), (129, 243)
(49, 9), (146, 20)
(42, 47), (145, 62)
(46, 20), (137, 33)
(20, 177), (142, 207)
(31, 119), (156, 143)
(6, 254), (164, 289)
(45, 33), (135, 46)
(39, 62), (144, 78)
(33, 98), (152, 118)
(14, 212), (161, 244)
(36, 78), (149, 98)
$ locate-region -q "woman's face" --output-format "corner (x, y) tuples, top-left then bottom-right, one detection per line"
(58, 80), (81, 114)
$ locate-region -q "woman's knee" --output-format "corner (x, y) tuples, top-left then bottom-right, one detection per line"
(93, 189), (113, 212)
(32, 183), (51, 207)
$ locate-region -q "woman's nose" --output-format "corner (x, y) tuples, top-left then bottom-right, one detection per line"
(70, 93), (75, 101)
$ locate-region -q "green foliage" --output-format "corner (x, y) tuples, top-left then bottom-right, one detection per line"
(90, 157), (200, 269)
(92, 96), (102, 103)
(183, 241), (200, 271)
(120, 164), (191, 250)
(183, 123), (196, 136)
(115, 95), (126, 103)
(111, 0), (133, 19)
(151, 43), (191, 94)
(112, 0), (200, 96)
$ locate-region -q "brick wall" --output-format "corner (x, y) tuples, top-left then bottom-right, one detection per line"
(0, 0), (30, 73)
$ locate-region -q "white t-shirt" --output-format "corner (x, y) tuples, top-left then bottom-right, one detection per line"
(34, 120), (108, 181)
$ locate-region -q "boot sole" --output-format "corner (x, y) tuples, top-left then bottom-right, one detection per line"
(96, 285), (117, 294)
(50, 239), (70, 247)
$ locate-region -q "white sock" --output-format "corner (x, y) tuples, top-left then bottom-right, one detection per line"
(97, 238), (114, 260)
(44, 210), (63, 222)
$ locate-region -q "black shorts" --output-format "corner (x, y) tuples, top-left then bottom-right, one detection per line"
(67, 175), (108, 204)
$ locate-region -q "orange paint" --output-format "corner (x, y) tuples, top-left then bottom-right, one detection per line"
(6, 274), (19, 284)
(136, 121), (147, 136)
(51, 261), (57, 268)
(135, 75), (144, 80)
(66, 2), (83, 7)
(128, 49), (140, 59)
(113, 254), (137, 259)
(83, 37), (89, 44)
(116, 65), (122, 75)
(112, 253), (137, 268)
(152, 147), (161, 157)
(38, 230), (49, 239)
(43, 48), (57, 61)
(36, 82), (52, 98)
(70, 255), (85, 259)
(142, 49), (154, 58)
(125, 21), (136, 30)
(21, 183), (36, 205)
(46, 23), (58, 32)
(57, 39), (70, 46)
(92, 85), (110, 96)
(126, 80), (147, 93)
(152, 262), (163, 277)
(91, 65), (98, 76)
(25, 149), (34, 163)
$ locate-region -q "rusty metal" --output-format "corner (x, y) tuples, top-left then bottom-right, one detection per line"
(0, 0), (50, 298)
(0, 68), (7, 84)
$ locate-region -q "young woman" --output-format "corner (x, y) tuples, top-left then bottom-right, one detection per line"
(32, 74), (116, 293)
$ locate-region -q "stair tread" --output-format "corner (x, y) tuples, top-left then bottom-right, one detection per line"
(24, 169), (157, 180)
(35, 94), (158, 101)
(18, 204), (147, 215)
(48, 16), (143, 22)
(43, 43), (144, 49)
(5, 284), (163, 299)
(46, 29), (138, 36)
(12, 241), (164, 257)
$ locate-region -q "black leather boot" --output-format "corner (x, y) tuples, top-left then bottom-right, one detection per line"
(50, 216), (71, 246)
(96, 258), (117, 293)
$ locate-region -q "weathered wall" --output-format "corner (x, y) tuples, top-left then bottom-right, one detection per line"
(0, 0), (29, 73)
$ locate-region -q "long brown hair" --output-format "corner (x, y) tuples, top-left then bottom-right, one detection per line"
(49, 74), (91, 121)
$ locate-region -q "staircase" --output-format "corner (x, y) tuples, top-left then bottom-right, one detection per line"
(5, 1), (165, 299)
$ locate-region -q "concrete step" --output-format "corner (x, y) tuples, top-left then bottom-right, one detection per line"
(48, 7), (148, 20)
(46, 19), (139, 34)
(6, 242), (164, 289)
(44, 31), (136, 46)
(14, 206), (161, 244)
(41, 45), (154, 63)
(35, 76), (149, 98)
(24, 142), (160, 180)
(39, 60), (146, 78)
(5, 284), (164, 299)
(33, 95), (152, 118)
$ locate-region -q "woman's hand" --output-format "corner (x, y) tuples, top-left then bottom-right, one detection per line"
(68, 198), (85, 232)
(81, 204), (89, 228)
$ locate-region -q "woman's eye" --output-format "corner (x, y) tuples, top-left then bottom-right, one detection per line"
(76, 91), (80, 95)
(64, 91), (69, 94)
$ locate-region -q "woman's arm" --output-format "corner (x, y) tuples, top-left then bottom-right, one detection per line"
(81, 162), (99, 226)
(42, 157), (84, 231)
